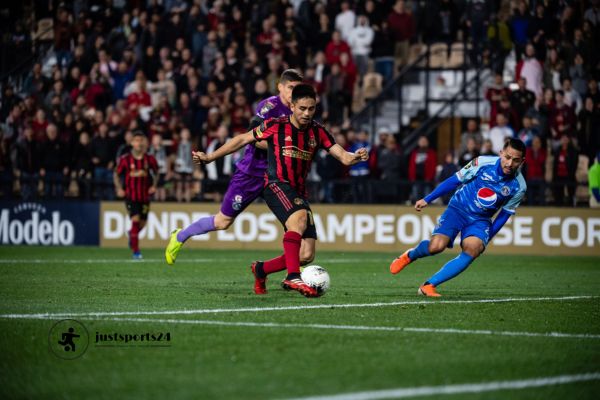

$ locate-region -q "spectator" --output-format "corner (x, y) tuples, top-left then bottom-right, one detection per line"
(525, 135), (547, 205)
(437, 152), (459, 205)
(549, 90), (576, 149)
(458, 137), (480, 167)
(515, 116), (538, 148)
(486, 72), (510, 127)
(588, 152), (600, 208)
(92, 123), (116, 199)
(408, 135), (437, 202)
(562, 77), (583, 114)
(14, 127), (40, 200)
(480, 139), (497, 156)
(325, 30), (352, 66)
(148, 133), (170, 202)
(459, 119), (483, 154)
(335, 1), (356, 42)
(71, 131), (94, 199)
(174, 128), (194, 202)
(509, 1), (530, 61)
(375, 133), (404, 202)
(485, 113), (514, 154)
(510, 77), (536, 122)
(204, 124), (232, 202)
(516, 44), (544, 97)
(348, 15), (374, 80)
(552, 135), (578, 206)
(387, 0), (415, 69)
(54, 8), (74, 71)
(465, 0), (490, 65)
(577, 97), (600, 164)
(40, 124), (69, 198)
(349, 130), (372, 203)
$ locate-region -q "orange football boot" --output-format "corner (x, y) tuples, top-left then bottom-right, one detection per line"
(390, 249), (413, 274)
(418, 283), (441, 297)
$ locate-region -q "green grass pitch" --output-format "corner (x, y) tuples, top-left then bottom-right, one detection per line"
(0, 246), (599, 399)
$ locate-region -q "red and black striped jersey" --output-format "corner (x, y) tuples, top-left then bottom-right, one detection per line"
(252, 116), (336, 197)
(116, 153), (158, 202)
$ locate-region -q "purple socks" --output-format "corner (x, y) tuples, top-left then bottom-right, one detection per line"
(177, 216), (216, 243)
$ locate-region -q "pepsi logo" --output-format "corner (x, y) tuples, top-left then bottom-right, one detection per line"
(477, 187), (497, 207)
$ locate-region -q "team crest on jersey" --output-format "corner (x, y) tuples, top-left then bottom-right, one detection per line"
(232, 195), (243, 211)
(476, 187), (497, 208)
(294, 198), (304, 206)
(260, 101), (275, 116)
(501, 186), (510, 196)
(308, 137), (317, 148)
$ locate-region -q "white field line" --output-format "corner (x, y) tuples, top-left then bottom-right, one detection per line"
(87, 317), (600, 340)
(0, 295), (596, 320)
(0, 258), (385, 264)
(283, 372), (600, 400)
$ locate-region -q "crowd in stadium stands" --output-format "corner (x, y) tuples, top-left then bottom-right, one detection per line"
(0, 0), (599, 206)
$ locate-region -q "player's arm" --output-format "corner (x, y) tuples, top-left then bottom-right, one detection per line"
(149, 157), (159, 195)
(193, 131), (256, 164)
(415, 175), (462, 211)
(327, 143), (369, 166)
(113, 165), (125, 198)
(490, 209), (512, 240)
(249, 115), (268, 150)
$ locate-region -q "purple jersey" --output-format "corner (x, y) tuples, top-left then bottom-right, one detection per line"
(235, 95), (292, 177)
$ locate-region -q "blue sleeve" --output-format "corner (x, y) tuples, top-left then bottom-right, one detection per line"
(490, 209), (511, 240)
(424, 175), (461, 203)
(592, 188), (600, 202)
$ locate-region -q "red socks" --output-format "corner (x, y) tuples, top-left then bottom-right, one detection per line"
(283, 231), (302, 275)
(130, 220), (140, 253)
(263, 255), (286, 275)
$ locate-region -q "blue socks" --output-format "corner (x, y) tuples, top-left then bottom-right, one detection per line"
(408, 240), (431, 261)
(427, 252), (474, 286)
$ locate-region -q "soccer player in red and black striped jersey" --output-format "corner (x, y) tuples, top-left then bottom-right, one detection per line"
(193, 84), (369, 297)
(114, 131), (158, 260)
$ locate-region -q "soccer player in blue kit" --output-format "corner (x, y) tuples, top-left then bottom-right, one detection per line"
(390, 138), (527, 297)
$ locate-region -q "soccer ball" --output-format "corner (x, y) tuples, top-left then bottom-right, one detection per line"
(301, 265), (330, 296)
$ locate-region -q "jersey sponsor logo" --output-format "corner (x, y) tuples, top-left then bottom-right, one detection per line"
(476, 187), (497, 208)
(285, 135), (292, 142)
(481, 172), (494, 181)
(129, 170), (149, 177)
(282, 146), (313, 160)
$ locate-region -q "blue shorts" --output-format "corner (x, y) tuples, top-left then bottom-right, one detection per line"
(432, 206), (491, 248)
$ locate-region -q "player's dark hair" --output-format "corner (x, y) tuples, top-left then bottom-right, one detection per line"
(280, 69), (303, 83)
(132, 130), (146, 138)
(291, 84), (317, 103)
(504, 138), (526, 156)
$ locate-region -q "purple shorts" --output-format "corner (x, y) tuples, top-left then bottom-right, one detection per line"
(220, 171), (265, 218)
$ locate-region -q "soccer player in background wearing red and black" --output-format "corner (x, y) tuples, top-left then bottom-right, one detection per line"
(193, 84), (369, 297)
(114, 131), (158, 260)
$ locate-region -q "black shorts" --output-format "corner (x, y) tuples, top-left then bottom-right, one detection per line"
(126, 200), (150, 220)
(263, 182), (316, 239)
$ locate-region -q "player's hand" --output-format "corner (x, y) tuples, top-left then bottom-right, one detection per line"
(414, 199), (428, 212)
(148, 186), (156, 195)
(355, 148), (369, 161)
(192, 151), (212, 164)
(116, 188), (125, 198)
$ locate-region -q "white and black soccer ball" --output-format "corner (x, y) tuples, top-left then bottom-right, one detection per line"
(301, 265), (330, 296)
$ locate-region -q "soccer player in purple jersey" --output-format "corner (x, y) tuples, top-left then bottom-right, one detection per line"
(165, 70), (303, 265)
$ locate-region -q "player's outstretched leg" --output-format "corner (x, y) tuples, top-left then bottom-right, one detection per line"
(165, 216), (216, 265)
(390, 240), (430, 274)
(419, 252), (475, 297)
